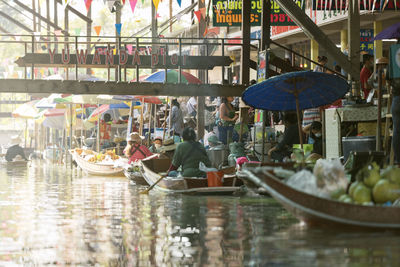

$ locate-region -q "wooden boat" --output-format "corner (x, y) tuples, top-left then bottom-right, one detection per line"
(70, 150), (124, 176)
(124, 169), (148, 185)
(139, 158), (243, 194)
(242, 167), (400, 229)
(0, 160), (29, 167)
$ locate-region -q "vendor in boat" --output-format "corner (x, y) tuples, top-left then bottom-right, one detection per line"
(5, 136), (27, 162)
(268, 112), (300, 162)
(159, 138), (177, 159)
(124, 132), (153, 163)
(306, 121), (323, 161)
(149, 136), (163, 153)
(167, 127), (211, 177)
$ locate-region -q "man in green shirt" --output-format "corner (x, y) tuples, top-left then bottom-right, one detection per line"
(168, 127), (211, 177)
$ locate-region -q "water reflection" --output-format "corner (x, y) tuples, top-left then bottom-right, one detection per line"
(0, 161), (399, 266)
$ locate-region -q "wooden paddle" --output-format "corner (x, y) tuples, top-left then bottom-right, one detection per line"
(139, 175), (166, 194)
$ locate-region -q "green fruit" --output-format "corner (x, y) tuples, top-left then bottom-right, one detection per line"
(353, 183), (372, 204)
(330, 188), (346, 199)
(343, 197), (353, 203)
(381, 166), (400, 185)
(372, 179), (400, 203)
(338, 194), (349, 201)
(363, 163), (381, 188)
(349, 181), (360, 198)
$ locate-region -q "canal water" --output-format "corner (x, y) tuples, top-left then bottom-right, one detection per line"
(0, 161), (399, 266)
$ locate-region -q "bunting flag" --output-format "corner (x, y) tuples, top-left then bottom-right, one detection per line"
(153, 0), (160, 10)
(62, 0), (70, 8)
(142, 0), (144, 3)
(177, 0), (182, 6)
(194, 10), (202, 22)
(84, 0), (93, 12)
(129, 0), (138, 14)
(94, 26), (102, 36)
(54, 30), (62, 40)
(200, 7), (206, 19)
(121, 0), (126, 4)
(156, 13), (161, 18)
(203, 27), (208, 37)
(115, 23), (122, 35)
(74, 28), (81, 36)
(126, 44), (133, 54)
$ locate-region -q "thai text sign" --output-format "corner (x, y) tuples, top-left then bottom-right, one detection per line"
(212, 0), (303, 27)
(312, 0), (400, 10)
(360, 29), (374, 55)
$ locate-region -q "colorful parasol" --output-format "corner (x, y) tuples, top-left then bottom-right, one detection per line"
(144, 70), (202, 84)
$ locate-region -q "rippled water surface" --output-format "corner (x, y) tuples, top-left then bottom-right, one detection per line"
(0, 161), (399, 266)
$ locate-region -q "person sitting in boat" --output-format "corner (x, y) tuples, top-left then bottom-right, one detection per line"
(167, 127), (211, 177)
(5, 136), (27, 162)
(306, 121), (323, 162)
(159, 138), (177, 159)
(149, 136), (163, 153)
(268, 112), (300, 162)
(124, 132), (153, 164)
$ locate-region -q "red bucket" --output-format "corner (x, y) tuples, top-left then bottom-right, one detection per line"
(207, 171), (223, 187)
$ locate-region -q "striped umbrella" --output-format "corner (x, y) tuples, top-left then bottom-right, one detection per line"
(144, 70), (202, 84)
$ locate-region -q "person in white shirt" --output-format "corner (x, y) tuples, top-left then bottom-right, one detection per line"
(186, 97), (197, 117)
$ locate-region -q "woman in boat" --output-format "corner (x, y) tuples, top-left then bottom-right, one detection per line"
(167, 127), (211, 177)
(306, 121), (323, 162)
(5, 136), (27, 162)
(217, 97), (238, 144)
(149, 136), (163, 153)
(268, 112), (300, 162)
(124, 132), (153, 164)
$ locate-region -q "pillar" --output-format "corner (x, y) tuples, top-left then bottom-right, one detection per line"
(340, 29), (348, 52)
(348, 0), (360, 95)
(374, 21), (383, 60)
(311, 39), (319, 70)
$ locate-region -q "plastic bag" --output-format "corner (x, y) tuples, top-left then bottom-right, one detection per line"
(199, 162), (218, 172)
(313, 159), (348, 195)
(286, 170), (324, 196)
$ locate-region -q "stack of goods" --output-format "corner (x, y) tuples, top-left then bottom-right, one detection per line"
(282, 159), (400, 206)
(334, 164), (400, 206)
(74, 148), (120, 164)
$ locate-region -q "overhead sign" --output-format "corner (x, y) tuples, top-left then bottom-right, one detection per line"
(360, 29), (374, 55)
(15, 48), (233, 70)
(212, 0), (303, 27)
(312, 0), (400, 10)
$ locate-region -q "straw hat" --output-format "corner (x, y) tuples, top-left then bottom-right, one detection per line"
(376, 57), (389, 65)
(11, 135), (22, 145)
(160, 138), (177, 152)
(127, 132), (144, 143)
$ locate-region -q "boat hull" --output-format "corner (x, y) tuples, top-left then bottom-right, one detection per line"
(140, 158), (242, 194)
(123, 170), (148, 185)
(71, 151), (124, 177)
(242, 168), (400, 229)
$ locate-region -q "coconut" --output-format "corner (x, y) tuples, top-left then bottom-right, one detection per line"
(363, 162), (381, 188)
(353, 183), (372, 204)
(372, 179), (400, 203)
(381, 166), (400, 185)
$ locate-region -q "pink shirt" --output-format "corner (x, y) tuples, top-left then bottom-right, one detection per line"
(127, 144), (153, 163)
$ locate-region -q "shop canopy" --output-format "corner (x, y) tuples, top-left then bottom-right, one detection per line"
(12, 100), (40, 119)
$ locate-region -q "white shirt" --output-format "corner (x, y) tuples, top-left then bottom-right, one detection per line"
(186, 97), (197, 115)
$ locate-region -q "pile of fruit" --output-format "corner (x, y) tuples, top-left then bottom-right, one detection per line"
(333, 163), (400, 205)
(81, 149), (120, 163)
(74, 148), (93, 155)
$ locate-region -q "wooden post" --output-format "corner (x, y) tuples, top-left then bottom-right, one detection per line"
(162, 97), (169, 140)
(261, 0), (271, 163)
(86, 0), (92, 75)
(196, 0), (206, 140)
(148, 104), (153, 145)
(139, 98), (145, 136)
(376, 64), (383, 151)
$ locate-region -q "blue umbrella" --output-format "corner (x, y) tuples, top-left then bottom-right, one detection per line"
(373, 22), (400, 40)
(242, 71), (350, 146)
